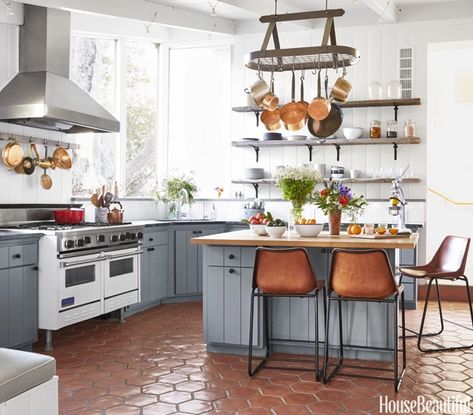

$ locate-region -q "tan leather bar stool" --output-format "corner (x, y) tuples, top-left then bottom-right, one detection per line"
(248, 247), (326, 380)
(400, 235), (471, 352)
(323, 249), (406, 392)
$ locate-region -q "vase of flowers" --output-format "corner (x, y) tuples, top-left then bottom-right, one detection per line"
(313, 181), (367, 235)
(275, 165), (321, 225)
(154, 174), (198, 218)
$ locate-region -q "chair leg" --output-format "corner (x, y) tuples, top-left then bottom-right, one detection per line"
(322, 295), (331, 383)
(323, 296), (343, 384)
(418, 277), (473, 352)
(248, 290), (255, 376)
(338, 299), (344, 363)
(264, 296), (270, 358)
(315, 294), (320, 381)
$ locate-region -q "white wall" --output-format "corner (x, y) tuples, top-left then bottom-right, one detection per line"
(427, 40), (473, 281)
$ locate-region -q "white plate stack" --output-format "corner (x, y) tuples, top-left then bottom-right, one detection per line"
(244, 168), (265, 180)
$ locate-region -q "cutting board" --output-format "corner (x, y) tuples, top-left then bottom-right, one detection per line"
(348, 233), (411, 239)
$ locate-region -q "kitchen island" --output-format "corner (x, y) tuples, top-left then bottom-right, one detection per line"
(192, 230), (418, 361)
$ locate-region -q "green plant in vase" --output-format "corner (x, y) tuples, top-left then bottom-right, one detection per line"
(154, 174), (198, 215)
(313, 180), (367, 235)
(275, 166), (321, 224)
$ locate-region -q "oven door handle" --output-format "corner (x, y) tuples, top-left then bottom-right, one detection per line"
(61, 256), (107, 268)
(107, 250), (143, 260)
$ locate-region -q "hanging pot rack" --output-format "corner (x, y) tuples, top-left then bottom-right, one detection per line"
(245, 9), (360, 72)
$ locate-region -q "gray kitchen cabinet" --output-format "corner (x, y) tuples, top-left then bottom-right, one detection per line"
(0, 239), (39, 350)
(174, 225), (225, 296)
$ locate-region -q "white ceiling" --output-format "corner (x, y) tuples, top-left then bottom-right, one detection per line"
(143, 0), (463, 21)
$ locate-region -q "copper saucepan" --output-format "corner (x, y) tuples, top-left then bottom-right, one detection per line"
(330, 65), (352, 103)
(53, 144), (72, 169)
(280, 71), (306, 131)
(2, 137), (24, 169)
(308, 70), (331, 121)
(260, 73), (281, 131)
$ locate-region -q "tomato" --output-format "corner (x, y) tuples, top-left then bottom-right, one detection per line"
(320, 189), (329, 197)
(250, 219), (260, 225)
(256, 213), (264, 221)
(262, 218), (270, 225)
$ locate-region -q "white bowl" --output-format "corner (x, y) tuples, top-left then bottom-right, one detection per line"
(265, 226), (286, 238)
(294, 224), (324, 237)
(250, 224), (268, 236)
(343, 127), (363, 140)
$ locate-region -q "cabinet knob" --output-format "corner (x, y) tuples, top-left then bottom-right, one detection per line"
(229, 254), (235, 259)
(33, 266), (39, 271)
(149, 238), (154, 241)
(14, 253), (21, 259)
(321, 248), (327, 254)
(192, 231), (198, 234)
(147, 247), (155, 252)
(198, 230), (203, 234)
(229, 268), (235, 274)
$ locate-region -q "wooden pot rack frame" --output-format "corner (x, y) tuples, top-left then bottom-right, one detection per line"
(0, 132), (79, 150)
(245, 8), (360, 72)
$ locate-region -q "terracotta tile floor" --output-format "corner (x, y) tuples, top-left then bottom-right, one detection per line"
(35, 301), (473, 414)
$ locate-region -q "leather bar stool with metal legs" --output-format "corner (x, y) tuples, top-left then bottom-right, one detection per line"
(400, 235), (471, 352)
(248, 247), (326, 380)
(323, 249), (406, 392)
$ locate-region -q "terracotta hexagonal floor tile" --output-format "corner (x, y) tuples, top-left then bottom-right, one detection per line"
(125, 393), (158, 407)
(88, 395), (124, 410)
(175, 381), (206, 392)
(214, 397), (250, 411)
(260, 384), (292, 396)
(437, 380), (470, 392)
(189, 371), (218, 382)
(283, 392), (317, 405)
(272, 404), (312, 414)
(248, 395), (283, 408)
(73, 386), (108, 400)
(178, 400), (213, 414)
(159, 391), (192, 404)
(307, 400), (343, 415)
(109, 385), (142, 398)
(239, 407), (273, 415)
(59, 398), (88, 413)
(104, 405), (141, 415)
(141, 402), (177, 415)
(314, 389), (350, 401)
(228, 386), (261, 399)
(268, 374), (300, 386)
(193, 389), (226, 402)
(126, 375), (156, 386)
(142, 383), (174, 395)
(159, 373), (189, 384)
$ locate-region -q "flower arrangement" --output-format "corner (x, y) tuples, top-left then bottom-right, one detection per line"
(313, 180), (367, 234)
(275, 165), (321, 222)
(154, 174), (198, 212)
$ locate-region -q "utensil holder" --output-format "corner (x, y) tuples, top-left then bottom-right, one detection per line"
(95, 207), (108, 223)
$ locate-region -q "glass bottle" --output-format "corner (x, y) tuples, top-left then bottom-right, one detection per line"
(369, 120), (381, 139)
(386, 120), (398, 138)
(404, 119), (416, 138)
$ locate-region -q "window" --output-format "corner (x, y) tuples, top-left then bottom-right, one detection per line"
(167, 46), (231, 198)
(70, 36), (158, 197)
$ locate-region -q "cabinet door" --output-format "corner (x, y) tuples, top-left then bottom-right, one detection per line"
(206, 266), (224, 343)
(22, 265), (38, 345)
(197, 227), (225, 293)
(153, 245), (168, 300)
(175, 230), (190, 295)
(0, 269), (8, 347)
(140, 249), (152, 303)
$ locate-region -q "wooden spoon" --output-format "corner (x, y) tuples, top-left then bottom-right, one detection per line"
(40, 168), (53, 190)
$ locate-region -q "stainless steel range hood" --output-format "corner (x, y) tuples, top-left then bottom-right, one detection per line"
(0, 5), (120, 134)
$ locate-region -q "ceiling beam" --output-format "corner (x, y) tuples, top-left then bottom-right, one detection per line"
(361, 0), (399, 23)
(16, 0), (235, 34)
(218, 0), (314, 30)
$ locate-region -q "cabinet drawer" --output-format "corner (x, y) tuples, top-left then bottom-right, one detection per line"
(8, 245), (24, 267)
(143, 230), (168, 247)
(224, 247), (240, 267)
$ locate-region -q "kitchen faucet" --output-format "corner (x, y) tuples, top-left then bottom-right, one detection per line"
(176, 188), (189, 219)
(388, 166), (412, 235)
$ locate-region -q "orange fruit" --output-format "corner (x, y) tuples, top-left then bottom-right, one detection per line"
(389, 227), (398, 235)
(351, 224), (362, 235)
(301, 218), (307, 224)
(309, 219), (316, 225)
(347, 224), (353, 235)
(376, 226), (386, 235)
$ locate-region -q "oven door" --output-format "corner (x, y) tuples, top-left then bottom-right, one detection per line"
(58, 253), (105, 310)
(104, 247), (142, 299)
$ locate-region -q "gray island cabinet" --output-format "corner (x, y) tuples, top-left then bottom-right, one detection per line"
(0, 233), (41, 350)
(194, 230), (419, 362)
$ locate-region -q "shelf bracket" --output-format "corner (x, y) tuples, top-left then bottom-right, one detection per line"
(251, 145), (260, 162)
(394, 104), (399, 122)
(251, 183), (260, 199)
(306, 144), (313, 162)
(334, 144), (341, 161)
(252, 110), (261, 127)
(393, 143), (398, 160)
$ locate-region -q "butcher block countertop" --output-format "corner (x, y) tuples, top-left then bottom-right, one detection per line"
(192, 230), (418, 249)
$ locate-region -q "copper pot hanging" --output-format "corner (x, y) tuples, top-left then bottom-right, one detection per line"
(308, 69), (331, 121)
(2, 137), (24, 169)
(280, 71), (306, 131)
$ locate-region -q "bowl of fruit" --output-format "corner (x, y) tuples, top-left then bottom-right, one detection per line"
(265, 219), (287, 238)
(245, 212), (274, 236)
(294, 218), (324, 237)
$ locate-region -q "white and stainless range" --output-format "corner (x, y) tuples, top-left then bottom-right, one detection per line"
(7, 222), (144, 350)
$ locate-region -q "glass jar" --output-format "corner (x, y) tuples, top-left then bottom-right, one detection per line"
(368, 81), (382, 99)
(369, 120), (381, 138)
(404, 119), (416, 138)
(386, 120), (398, 138)
(387, 80), (402, 99)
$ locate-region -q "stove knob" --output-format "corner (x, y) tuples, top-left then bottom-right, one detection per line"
(120, 233), (127, 241)
(137, 232), (143, 239)
(76, 238), (84, 247)
(65, 240), (75, 249)
(111, 235), (119, 243)
(84, 236), (91, 245)
(129, 232), (136, 240)
(97, 234), (106, 243)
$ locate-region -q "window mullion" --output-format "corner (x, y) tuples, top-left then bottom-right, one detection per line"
(117, 38), (127, 194)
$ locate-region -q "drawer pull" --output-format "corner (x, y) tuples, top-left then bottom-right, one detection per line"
(149, 238), (154, 241)
(192, 231), (198, 234)
(229, 254), (235, 259)
(33, 266), (39, 271)
(229, 268), (235, 274)
(14, 253), (21, 259)
(198, 230), (203, 234)
(147, 248), (155, 252)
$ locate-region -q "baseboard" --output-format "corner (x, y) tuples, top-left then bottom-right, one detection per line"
(418, 284), (472, 302)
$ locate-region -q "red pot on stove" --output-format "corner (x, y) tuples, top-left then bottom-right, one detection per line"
(53, 208), (85, 225)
